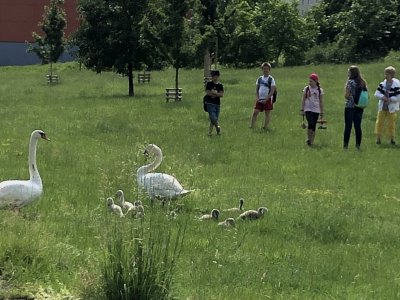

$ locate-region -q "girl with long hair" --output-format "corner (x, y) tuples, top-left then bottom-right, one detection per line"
(343, 65), (367, 150)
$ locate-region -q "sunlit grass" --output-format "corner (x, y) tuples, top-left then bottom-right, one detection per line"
(0, 61), (399, 299)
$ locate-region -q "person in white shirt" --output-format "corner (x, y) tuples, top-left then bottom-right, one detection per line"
(374, 66), (400, 145)
(249, 62), (276, 130)
(300, 73), (324, 146)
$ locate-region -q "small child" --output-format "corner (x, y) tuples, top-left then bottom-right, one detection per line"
(249, 62), (276, 130)
(300, 73), (324, 146)
(374, 66), (400, 145)
(204, 70), (224, 136)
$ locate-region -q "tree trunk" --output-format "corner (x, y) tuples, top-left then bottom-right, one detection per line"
(214, 37), (218, 69)
(175, 67), (179, 101)
(203, 48), (211, 78)
(128, 62), (134, 97)
(276, 46), (283, 66)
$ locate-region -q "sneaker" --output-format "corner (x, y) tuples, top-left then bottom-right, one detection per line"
(376, 139), (381, 145)
(216, 126), (221, 135)
(306, 140), (312, 147)
(390, 139), (396, 145)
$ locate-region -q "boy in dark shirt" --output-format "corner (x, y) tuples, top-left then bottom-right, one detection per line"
(204, 70), (224, 136)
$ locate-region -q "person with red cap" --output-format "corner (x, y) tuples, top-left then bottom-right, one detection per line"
(300, 73), (324, 146)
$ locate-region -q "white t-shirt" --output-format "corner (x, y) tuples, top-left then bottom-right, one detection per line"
(303, 85), (324, 113)
(256, 75), (276, 100)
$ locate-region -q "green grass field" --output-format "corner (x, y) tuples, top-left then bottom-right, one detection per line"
(0, 61), (400, 299)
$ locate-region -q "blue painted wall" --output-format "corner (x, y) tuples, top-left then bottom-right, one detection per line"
(0, 42), (74, 66)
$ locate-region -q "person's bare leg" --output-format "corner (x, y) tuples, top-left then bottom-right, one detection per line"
(250, 109), (260, 128)
(310, 130), (316, 145)
(263, 110), (271, 129)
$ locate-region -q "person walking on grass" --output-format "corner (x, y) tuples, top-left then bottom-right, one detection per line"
(300, 73), (324, 146)
(250, 62), (276, 130)
(343, 65), (368, 150)
(204, 70), (224, 136)
(374, 66), (400, 145)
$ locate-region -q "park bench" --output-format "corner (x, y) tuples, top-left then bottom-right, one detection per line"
(46, 74), (59, 84)
(137, 72), (151, 83)
(165, 88), (182, 102)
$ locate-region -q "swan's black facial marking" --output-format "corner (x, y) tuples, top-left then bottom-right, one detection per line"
(39, 131), (50, 141)
(32, 164), (35, 171)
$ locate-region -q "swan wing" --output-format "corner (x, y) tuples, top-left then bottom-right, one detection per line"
(142, 173), (191, 199)
(0, 180), (42, 208)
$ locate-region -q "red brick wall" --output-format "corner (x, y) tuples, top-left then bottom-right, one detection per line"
(0, 0), (79, 42)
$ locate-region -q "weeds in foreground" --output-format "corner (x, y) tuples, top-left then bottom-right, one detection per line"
(101, 217), (186, 300)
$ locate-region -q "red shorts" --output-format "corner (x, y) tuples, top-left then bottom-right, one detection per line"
(254, 99), (273, 111)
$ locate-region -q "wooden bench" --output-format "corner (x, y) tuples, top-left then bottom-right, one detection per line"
(46, 74), (59, 84)
(166, 88), (182, 102)
(137, 73), (151, 83)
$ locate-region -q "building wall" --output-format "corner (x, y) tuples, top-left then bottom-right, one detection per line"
(0, 0), (79, 66)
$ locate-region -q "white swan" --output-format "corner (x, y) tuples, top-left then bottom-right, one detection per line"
(0, 130), (50, 209)
(115, 189), (135, 214)
(137, 144), (193, 200)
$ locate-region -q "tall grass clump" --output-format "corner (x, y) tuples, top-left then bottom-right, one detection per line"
(101, 217), (186, 300)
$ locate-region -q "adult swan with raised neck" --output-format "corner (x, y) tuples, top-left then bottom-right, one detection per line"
(0, 130), (50, 209)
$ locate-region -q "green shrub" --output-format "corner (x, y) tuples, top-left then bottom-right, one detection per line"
(304, 42), (358, 64)
(384, 50), (400, 63)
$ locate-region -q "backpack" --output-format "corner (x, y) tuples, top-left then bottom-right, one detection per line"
(203, 95), (208, 112)
(305, 86), (322, 99)
(354, 87), (369, 109)
(258, 76), (278, 103)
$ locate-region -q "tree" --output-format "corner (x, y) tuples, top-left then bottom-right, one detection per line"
(28, 0), (66, 77)
(199, 0), (219, 76)
(219, 0), (265, 67)
(75, 0), (151, 96)
(308, 0), (400, 62)
(258, 0), (316, 66)
(162, 0), (192, 100)
(336, 0), (399, 61)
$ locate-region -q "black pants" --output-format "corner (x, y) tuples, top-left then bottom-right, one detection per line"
(344, 107), (364, 147)
(305, 111), (320, 131)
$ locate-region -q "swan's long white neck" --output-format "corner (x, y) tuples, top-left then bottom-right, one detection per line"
(28, 134), (41, 183)
(137, 146), (163, 179)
